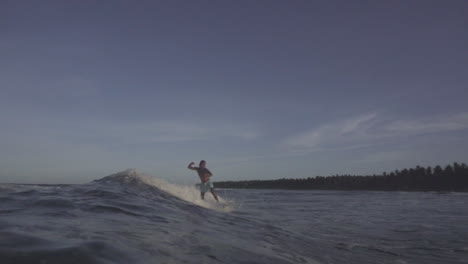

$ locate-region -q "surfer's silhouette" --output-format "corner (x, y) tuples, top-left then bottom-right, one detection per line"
(188, 160), (219, 202)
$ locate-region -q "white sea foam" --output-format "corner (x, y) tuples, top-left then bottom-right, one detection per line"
(112, 169), (236, 212)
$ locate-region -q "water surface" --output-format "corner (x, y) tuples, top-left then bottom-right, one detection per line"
(1, 170), (467, 264)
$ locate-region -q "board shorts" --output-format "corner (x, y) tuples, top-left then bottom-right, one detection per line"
(198, 181), (214, 193)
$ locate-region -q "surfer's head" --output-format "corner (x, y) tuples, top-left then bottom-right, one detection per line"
(199, 160), (206, 168)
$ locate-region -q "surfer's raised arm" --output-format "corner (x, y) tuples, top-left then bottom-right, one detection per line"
(187, 162), (198, 170)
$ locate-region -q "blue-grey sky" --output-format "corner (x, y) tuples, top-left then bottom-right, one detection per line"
(1, 1), (467, 184)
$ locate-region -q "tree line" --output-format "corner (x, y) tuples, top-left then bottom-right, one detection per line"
(215, 162), (468, 191)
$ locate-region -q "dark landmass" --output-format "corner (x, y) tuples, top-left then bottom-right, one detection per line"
(215, 162), (468, 192)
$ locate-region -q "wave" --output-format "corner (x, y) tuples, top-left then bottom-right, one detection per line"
(1, 169), (236, 219)
(0, 170), (312, 264)
(93, 169), (236, 212)
(85, 204), (144, 217)
(0, 231), (136, 264)
(32, 198), (75, 209)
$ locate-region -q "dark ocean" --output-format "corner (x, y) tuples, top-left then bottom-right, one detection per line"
(1, 169), (467, 264)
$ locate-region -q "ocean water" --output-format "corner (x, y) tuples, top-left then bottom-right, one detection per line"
(1, 170), (467, 264)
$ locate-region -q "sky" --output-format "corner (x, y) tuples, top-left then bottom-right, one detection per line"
(1, 0), (467, 184)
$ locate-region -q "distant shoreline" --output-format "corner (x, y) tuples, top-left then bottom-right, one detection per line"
(215, 185), (468, 192)
(215, 162), (468, 192)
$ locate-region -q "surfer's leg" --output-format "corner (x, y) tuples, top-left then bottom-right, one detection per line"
(201, 192), (205, 200)
(210, 188), (219, 203)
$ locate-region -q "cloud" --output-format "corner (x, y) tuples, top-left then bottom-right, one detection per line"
(384, 112), (468, 135)
(350, 150), (412, 164)
(112, 121), (260, 143)
(0, 73), (99, 101)
(340, 113), (377, 134)
(50, 77), (100, 98)
(283, 113), (378, 151)
(13, 119), (261, 145)
(0, 117), (261, 181)
(283, 112), (468, 153)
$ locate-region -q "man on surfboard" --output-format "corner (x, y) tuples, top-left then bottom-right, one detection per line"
(188, 160), (219, 202)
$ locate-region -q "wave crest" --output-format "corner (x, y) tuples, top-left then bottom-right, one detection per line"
(93, 169), (235, 212)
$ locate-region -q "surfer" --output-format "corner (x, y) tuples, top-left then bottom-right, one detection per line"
(188, 160), (219, 202)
